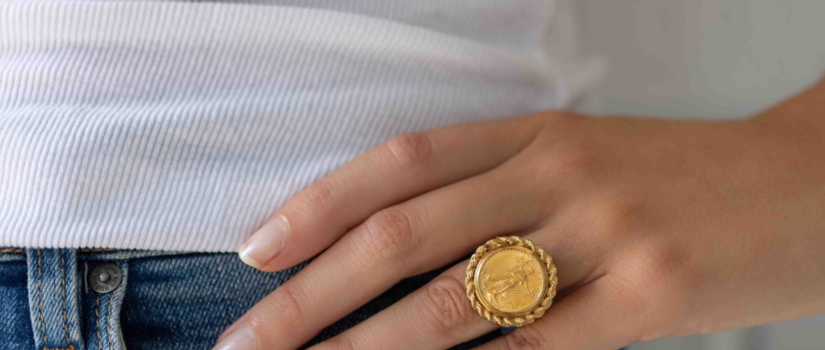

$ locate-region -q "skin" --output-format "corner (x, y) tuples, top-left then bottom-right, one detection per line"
(217, 77), (825, 350)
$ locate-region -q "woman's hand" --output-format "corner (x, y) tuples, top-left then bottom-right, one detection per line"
(215, 81), (825, 350)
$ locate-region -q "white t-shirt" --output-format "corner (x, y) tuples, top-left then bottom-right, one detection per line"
(0, 0), (602, 251)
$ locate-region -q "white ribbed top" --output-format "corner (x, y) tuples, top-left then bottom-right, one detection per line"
(0, 0), (602, 251)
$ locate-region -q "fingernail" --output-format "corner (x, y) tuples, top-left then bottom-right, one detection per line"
(213, 324), (257, 350)
(239, 215), (289, 269)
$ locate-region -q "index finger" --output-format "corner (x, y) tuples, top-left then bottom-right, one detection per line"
(240, 115), (545, 271)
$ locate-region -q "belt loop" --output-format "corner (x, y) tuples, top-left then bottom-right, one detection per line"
(26, 248), (85, 350)
(86, 260), (129, 350)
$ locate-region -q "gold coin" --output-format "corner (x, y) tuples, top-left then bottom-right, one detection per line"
(475, 246), (547, 315)
(466, 236), (557, 327)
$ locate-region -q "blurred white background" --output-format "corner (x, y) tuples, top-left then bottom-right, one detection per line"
(574, 0), (825, 349)
(577, 0), (825, 119)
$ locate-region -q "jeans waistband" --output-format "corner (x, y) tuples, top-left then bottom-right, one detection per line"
(0, 248), (193, 263)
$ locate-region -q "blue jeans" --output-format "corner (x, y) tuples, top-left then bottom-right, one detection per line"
(0, 249), (501, 350)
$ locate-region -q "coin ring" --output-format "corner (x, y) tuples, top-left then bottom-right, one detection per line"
(465, 236), (557, 328)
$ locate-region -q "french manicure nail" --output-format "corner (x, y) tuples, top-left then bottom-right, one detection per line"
(239, 215), (288, 269)
(213, 324), (257, 350)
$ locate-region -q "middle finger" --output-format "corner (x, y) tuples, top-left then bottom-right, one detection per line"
(224, 165), (548, 349)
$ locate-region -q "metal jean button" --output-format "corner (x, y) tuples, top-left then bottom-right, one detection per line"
(88, 263), (122, 294)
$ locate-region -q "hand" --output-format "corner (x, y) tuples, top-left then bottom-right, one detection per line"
(215, 81), (825, 350)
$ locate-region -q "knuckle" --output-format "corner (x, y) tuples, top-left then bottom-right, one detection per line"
(505, 326), (549, 350)
(264, 283), (308, 329)
(528, 143), (596, 182)
(549, 145), (595, 177)
(384, 132), (433, 171)
(420, 276), (474, 332)
(624, 240), (684, 292)
(360, 207), (416, 262)
(297, 177), (341, 212)
(615, 240), (688, 334)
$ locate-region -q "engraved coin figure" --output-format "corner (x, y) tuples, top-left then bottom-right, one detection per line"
(475, 245), (548, 315)
(481, 255), (538, 305)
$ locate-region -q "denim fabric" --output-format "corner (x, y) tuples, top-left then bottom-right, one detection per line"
(0, 249), (33, 349)
(0, 249), (501, 350)
(27, 249), (86, 350)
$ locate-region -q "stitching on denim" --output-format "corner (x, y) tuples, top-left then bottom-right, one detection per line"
(60, 249), (73, 347)
(37, 249), (48, 344)
(106, 261), (122, 350)
(0, 248), (25, 254)
(107, 292), (114, 350)
(34, 249), (75, 350)
(95, 296), (103, 349)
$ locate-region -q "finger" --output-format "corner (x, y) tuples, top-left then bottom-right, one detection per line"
(220, 166), (550, 350)
(306, 229), (607, 350)
(240, 116), (545, 271)
(476, 276), (639, 350)
(308, 262), (496, 350)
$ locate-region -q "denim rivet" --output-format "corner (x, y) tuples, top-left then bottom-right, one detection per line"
(89, 263), (122, 294)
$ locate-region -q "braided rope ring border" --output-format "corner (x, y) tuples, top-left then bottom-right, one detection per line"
(465, 236), (558, 327)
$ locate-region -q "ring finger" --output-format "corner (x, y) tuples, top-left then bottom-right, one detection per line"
(308, 230), (606, 350)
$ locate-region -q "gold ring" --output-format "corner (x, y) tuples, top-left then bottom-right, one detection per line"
(465, 236), (557, 327)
